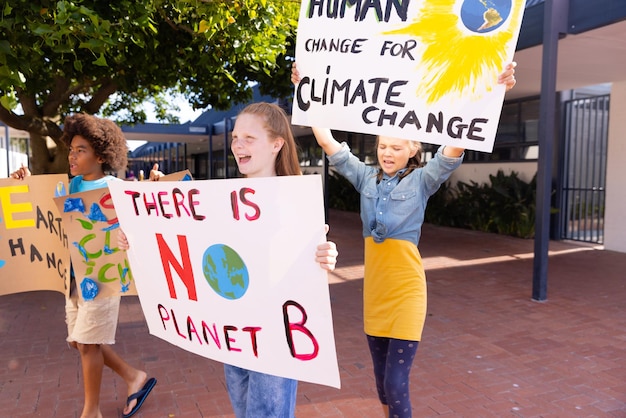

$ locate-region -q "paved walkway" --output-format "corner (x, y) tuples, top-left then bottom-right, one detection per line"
(1, 209), (625, 417)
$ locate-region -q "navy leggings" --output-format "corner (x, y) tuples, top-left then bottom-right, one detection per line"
(367, 335), (419, 418)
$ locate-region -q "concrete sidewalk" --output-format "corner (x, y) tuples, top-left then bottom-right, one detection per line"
(1, 209), (625, 417)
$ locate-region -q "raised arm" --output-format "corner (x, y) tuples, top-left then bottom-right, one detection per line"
(311, 127), (342, 157)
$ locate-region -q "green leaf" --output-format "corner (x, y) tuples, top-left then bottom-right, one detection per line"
(92, 53), (107, 66)
(0, 94), (16, 110)
(0, 0), (299, 172)
(78, 219), (94, 230)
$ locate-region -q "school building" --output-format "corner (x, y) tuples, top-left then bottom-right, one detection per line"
(2, 0), (625, 255)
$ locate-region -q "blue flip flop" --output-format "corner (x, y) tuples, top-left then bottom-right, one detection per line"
(122, 377), (157, 418)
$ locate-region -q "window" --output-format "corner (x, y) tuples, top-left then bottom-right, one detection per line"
(293, 97), (544, 167)
(464, 97), (541, 162)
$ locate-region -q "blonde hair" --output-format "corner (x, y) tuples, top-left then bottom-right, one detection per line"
(375, 137), (423, 183)
(237, 103), (302, 176)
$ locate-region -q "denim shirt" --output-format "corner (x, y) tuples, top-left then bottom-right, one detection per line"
(327, 142), (463, 246)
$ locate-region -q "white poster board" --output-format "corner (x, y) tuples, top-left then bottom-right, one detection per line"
(108, 175), (340, 388)
(292, 0), (526, 152)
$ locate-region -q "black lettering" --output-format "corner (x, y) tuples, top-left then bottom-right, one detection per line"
(426, 112), (444, 133)
(467, 118), (488, 141)
(9, 238), (25, 256)
(30, 244), (43, 262)
(398, 110), (421, 129)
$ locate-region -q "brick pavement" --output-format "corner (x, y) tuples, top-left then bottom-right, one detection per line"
(1, 209), (625, 417)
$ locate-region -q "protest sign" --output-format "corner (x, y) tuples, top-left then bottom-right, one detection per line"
(54, 187), (135, 300)
(144, 169), (193, 182)
(161, 170), (192, 181)
(108, 175), (340, 388)
(292, 0), (526, 152)
(0, 174), (70, 295)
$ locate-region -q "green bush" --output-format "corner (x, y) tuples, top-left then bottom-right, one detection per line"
(326, 171), (360, 212)
(425, 170), (537, 238)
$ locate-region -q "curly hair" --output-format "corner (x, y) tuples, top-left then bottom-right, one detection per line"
(61, 113), (128, 173)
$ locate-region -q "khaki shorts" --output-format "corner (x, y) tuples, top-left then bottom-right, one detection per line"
(65, 294), (121, 345)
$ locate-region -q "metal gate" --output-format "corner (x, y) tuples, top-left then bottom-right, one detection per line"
(559, 94), (609, 244)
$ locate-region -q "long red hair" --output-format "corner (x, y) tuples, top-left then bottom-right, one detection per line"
(237, 103), (302, 176)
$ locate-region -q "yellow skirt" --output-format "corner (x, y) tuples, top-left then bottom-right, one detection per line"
(363, 237), (426, 341)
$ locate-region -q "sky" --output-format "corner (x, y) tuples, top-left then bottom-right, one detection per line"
(145, 94), (205, 124)
(12, 95), (206, 152)
(129, 95), (205, 151)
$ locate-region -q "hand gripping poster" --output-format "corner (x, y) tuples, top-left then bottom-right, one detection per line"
(108, 175), (340, 388)
(0, 174), (70, 295)
(292, 0), (527, 152)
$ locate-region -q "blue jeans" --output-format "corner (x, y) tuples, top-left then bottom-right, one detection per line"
(224, 364), (297, 418)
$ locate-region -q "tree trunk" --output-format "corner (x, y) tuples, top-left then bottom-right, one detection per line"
(28, 132), (69, 175)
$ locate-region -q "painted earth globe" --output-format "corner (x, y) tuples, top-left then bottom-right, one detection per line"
(461, 0), (511, 33)
(202, 244), (249, 300)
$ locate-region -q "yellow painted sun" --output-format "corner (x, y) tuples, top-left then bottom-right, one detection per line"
(385, 0), (525, 104)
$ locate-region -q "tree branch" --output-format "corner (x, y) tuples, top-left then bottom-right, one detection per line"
(42, 76), (72, 118)
(0, 103), (64, 140)
(83, 79), (119, 114)
(16, 88), (40, 116)
(0, 106), (28, 131)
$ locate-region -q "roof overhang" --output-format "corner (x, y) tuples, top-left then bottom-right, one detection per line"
(507, 0), (626, 101)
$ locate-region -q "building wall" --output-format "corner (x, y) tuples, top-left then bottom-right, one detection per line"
(448, 82), (626, 254)
(0, 126), (30, 178)
(604, 80), (626, 253)
(449, 161), (537, 186)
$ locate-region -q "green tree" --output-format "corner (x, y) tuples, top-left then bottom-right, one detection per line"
(0, 0), (298, 174)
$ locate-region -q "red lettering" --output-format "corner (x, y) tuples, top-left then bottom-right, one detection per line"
(242, 326), (262, 357)
(188, 189), (205, 220)
(99, 193), (117, 225)
(143, 192), (159, 216)
(125, 190), (141, 215)
(230, 190), (239, 220)
(187, 316), (202, 343)
(240, 188), (260, 221)
(158, 191), (173, 218)
(231, 187), (260, 221)
(172, 188), (191, 217)
(125, 188), (204, 220)
(170, 308), (187, 339)
(156, 305), (265, 357)
(158, 304), (170, 329)
(224, 325), (241, 352)
(155, 233), (197, 301)
(283, 300), (319, 361)
(202, 321), (222, 348)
